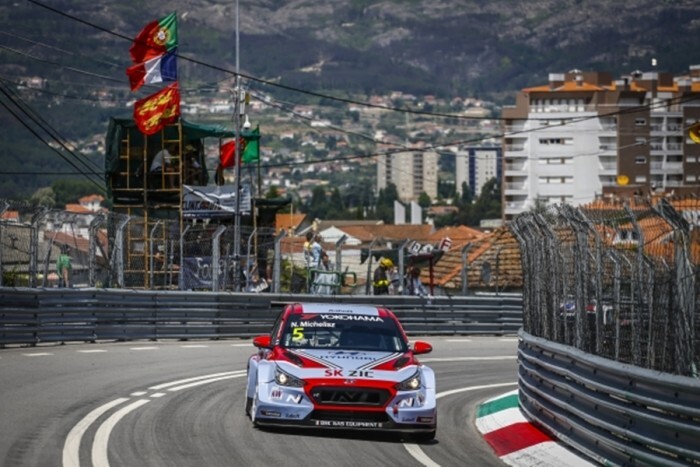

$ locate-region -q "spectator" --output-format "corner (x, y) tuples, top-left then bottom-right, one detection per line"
(56, 246), (72, 288)
(310, 233), (323, 269)
(407, 266), (428, 297)
(150, 143), (177, 187)
(313, 252), (337, 295)
(373, 257), (393, 295)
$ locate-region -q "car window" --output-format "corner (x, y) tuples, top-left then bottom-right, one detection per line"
(281, 313), (407, 352)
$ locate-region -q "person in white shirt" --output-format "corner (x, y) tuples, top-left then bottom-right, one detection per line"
(149, 143), (177, 188)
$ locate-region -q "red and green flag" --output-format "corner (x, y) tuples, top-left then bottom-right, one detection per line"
(242, 126), (260, 163)
(130, 12), (178, 64)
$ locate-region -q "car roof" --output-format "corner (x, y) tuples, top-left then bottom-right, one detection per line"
(286, 303), (390, 317)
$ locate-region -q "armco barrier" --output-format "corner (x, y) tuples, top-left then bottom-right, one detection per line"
(0, 287), (522, 345)
(518, 330), (700, 466)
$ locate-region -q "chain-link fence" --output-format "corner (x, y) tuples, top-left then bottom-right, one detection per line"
(510, 197), (699, 377)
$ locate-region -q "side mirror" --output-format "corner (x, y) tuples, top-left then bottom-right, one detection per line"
(412, 340), (432, 355)
(252, 335), (272, 349)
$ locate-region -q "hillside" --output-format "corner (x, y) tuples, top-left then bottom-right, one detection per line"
(1, 0), (700, 198)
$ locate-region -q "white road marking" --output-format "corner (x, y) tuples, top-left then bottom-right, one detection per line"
(91, 399), (150, 467)
(130, 391), (147, 397)
(445, 339), (472, 342)
(150, 392), (166, 398)
(62, 398), (129, 467)
(23, 352), (53, 357)
(403, 443), (441, 467)
(168, 374), (246, 391)
(149, 371), (246, 391)
(421, 356), (516, 362)
(129, 347), (158, 351)
(77, 349), (107, 353)
(499, 338), (519, 342)
(402, 381), (518, 467)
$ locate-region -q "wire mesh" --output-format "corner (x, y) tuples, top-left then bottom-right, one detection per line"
(511, 196), (699, 377)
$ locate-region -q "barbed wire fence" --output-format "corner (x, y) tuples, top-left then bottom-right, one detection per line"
(511, 197), (699, 377)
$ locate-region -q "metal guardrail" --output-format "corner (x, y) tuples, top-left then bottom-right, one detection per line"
(518, 330), (700, 466)
(0, 288), (522, 345)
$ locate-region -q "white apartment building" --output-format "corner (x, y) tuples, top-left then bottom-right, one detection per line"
(377, 149), (438, 203)
(502, 66), (700, 221)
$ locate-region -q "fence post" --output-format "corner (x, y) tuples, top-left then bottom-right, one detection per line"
(148, 221), (162, 290)
(112, 216), (130, 288)
(397, 239), (410, 295)
(272, 229), (286, 293)
(625, 205), (645, 366)
(461, 242), (471, 296)
(245, 228), (257, 291)
(211, 225), (227, 292)
(179, 225), (191, 290)
(29, 208), (48, 288)
(334, 234), (347, 274)
(364, 238), (378, 295)
(0, 202), (7, 287)
(88, 213), (106, 287)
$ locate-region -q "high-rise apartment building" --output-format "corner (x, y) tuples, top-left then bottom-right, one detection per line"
(454, 145), (502, 198)
(502, 66), (700, 221)
(377, 149), (438, 203)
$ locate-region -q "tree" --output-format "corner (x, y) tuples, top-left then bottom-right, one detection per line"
(472, 177), (501, 222)
(30, 187), (56, 207)
(265, 186), (280, 199)
(51, 179), (99, 208)
(418, 191), (431, 209)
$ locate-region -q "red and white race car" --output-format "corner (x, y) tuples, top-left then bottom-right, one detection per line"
(245, 302), (437, 441)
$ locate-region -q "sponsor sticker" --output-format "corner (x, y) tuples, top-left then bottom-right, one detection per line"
(313, 420), (383, 428)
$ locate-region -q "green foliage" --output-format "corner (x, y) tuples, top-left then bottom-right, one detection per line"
(51, 179), (98, 207)
(30, 187), (56, 207)
(418, 191), (431, 209)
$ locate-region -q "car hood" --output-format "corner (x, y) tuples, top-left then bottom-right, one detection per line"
(288, 349), (404, 371)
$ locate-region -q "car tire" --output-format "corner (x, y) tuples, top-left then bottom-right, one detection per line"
(412, 429), (436, 442)
(245, 396), (252, 417)
(250, 385), (259, 426)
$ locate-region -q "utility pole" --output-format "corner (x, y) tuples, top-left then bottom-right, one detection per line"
(233, 0), (242, 291)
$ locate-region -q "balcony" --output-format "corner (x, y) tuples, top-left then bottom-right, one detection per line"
(504, 162), (528, 173)
(504, 182), (528, 194)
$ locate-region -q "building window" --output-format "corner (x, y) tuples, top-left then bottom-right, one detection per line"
(635, 156), (646, 164)
(687, 156), (697, 163)
(687, 175), (697, 182)
(635, 118), (646, 126)
(635, 175), (647, 183)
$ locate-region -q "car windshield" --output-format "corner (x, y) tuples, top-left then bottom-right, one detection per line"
(280, 313), (407, 352)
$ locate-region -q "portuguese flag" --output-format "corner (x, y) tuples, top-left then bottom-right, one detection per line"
(130, 12), (178, 64)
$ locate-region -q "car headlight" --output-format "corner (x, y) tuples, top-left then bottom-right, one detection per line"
(395, 370), (422, 391)
(275, 366), (305, 387)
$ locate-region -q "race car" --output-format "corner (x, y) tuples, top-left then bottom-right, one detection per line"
(245, 302), (437, 441)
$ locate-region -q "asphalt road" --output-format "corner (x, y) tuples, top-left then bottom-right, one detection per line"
(0, 336), (519, 467)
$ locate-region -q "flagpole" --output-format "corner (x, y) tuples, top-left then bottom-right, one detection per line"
(233, 0), (242, 291)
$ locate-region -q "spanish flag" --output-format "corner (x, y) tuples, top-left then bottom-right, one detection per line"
(689, 121), (700, 144)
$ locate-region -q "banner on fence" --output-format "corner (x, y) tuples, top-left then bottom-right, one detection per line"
(182, 256), (236, 289)
(183, 184), (251, 218)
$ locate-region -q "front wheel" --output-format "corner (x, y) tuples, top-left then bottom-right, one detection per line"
(249, 385), (259, 426)
(412, 429), (436, 442)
